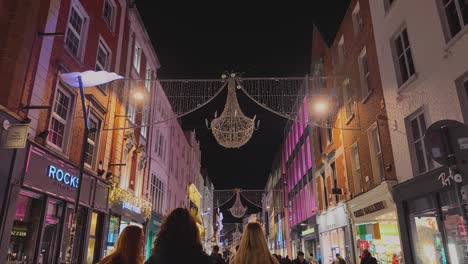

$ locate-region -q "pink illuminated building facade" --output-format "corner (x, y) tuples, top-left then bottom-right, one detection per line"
(282, 96), (317, 258)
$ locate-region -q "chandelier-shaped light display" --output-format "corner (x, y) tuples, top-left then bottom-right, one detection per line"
(210, 77), (256, 148)
(229, 189), (247, 218)
(232, 223), (242, 244)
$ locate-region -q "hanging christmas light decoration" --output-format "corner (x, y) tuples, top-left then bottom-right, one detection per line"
(229, 189), (247, 218)
(209, 74), (256, 148)
(232, 223), (242, 244)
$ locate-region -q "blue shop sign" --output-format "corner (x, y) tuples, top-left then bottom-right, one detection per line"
(47, 165), (79, 188)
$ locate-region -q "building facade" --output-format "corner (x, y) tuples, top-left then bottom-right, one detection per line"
(369, 0), (468, 263)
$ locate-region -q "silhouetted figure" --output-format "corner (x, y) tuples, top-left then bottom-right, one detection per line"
(99, 225), (144, 264)
(145, 208), (211, 264)
(333, 253), (347, 264)
(360, 250), (377, 264)
(211, 245), (225, 264)
(231, 222), (279, 264)
(293, 251), (307, 264)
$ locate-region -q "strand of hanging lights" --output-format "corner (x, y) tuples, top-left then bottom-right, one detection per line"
(229, 189), (248, 218)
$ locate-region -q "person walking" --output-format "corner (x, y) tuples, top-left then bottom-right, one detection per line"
(99, 225), (144, 264)
(230, 222), (279, 264)
(333, 253), (346, 264)
(360, 250), (377, 264)
(309, 253), (319, 264)
(293, 251), (307, 264)
(145, 208), (211, 264)
(210, 245), (225, 264)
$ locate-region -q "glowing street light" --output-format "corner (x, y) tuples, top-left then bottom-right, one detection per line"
(314, 101), (328, 113)
(132, 90), (145, 101)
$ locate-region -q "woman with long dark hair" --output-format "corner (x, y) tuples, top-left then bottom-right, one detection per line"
(231, 222), (279, 264)
(145, 208), (210, 264)
(99, 225), (145, 264)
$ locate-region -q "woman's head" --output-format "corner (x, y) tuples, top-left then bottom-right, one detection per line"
(152, 208), (202, 257)
(232, 222), (278, 264)
(100, 225), (144, 264)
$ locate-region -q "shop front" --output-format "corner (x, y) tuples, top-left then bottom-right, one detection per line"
(189, 184), (204, 237)
(394, 166), (468, 264)
(106, 193), (149, 255)
(301, 224), (318, 260)
(146, 213), (162, 259)
(317, 204), (354, 264)
(347, 181), (401, 264)
(5, 143), (109, 264)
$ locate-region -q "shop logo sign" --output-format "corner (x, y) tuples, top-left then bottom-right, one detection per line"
(47, 165), (79, 188)
(122, 201), (142, 214)
(353, 201), (386, 218)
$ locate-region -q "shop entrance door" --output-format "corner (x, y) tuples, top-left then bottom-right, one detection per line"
(39, 199), (65, 264)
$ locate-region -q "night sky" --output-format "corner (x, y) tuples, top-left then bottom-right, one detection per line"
(137, 1), (350, 189)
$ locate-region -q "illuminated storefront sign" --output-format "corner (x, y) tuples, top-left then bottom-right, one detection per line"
(47, 165), (79, 188)
(11, 230), (27, 237)
(301, 227), (315, 236)
(122, 201), (142, 214)
(353, 201), (386, 218)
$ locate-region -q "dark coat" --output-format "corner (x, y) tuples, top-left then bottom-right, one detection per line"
(360, 255), (378, 264)
(145, 251), (211, 264)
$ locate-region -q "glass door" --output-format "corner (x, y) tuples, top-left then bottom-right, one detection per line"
(39, 199), (65, 264)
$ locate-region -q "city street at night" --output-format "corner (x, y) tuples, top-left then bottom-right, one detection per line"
(1, 0), (468, 264)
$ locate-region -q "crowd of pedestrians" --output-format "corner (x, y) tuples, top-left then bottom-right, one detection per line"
(97, 207), (383, 264)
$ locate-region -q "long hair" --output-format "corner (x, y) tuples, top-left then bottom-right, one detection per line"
(151, 208), (203, 262)
(99, 225), (144, 264)
(232, 222), (279, 264)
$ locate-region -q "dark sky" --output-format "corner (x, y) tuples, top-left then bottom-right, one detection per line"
(137, 1), (349, 189)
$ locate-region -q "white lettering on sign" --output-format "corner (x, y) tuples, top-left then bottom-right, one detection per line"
(122, 201), (142, 214)
(47, 165), (79, 188)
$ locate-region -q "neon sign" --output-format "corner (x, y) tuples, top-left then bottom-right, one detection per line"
(122, 201), (142, 214)
(47, 165), (79, 188)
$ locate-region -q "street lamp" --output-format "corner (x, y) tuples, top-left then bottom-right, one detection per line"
(60, 70), (123, 264)
(314, 101), (328, 113)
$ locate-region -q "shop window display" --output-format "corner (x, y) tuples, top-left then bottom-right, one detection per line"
(356, 223), (401, 263)
(106, 215), (121, 255)
(7, 194), (43, 263)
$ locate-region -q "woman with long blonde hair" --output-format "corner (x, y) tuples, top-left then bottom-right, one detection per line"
(231, 222), (279, 264)
(99, 225), (144, 264)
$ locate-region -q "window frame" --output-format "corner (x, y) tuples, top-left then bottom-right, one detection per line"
(338, 36), (345, 67)
(343, 79), (354, 122)
(350, 142), (362, 195)
(352, 2), (363, 34)
(64, 1), (88, 60)
(326, 118), (333, 145)
(145, 64), (152, 92)
(358, 47), (372, 99)
(392, 26), (416, 87)
(456, 73), (468, 123)
(406, 109), (434, 175)
(439, 0), (468, 41)
(367, 123), (385, 185)
(47, 82), (76, 152)
(384, 0), (396, 12)
(150, 174), (165, 213)
(84, 111), (101, 168)
(95, 38), (112, 72)
(127, 101), (136, 124)
(140, 105), (148, 139)
(102, 0), (116, 31)
(133, 41), (142, 73)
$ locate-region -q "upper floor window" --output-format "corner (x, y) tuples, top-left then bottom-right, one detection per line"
(141, 106), (148, 138)
(95, 39), (111, 71)
(343, 79), (353, 121)
(368, 123), (385, 184)
(133, 42), (142, 73)
(128, 102), (136, 124)
(150, 174), (165, 213)
(338, 36), (345, 67)
(326, 118), (333, 144)
(441, 0), (468, 40)
(406, 110), (433, 174)
(352, 3), (363, 34)
(330, 161), (338, 203)
(317, 128), (324, 154)
(65, 3), (88, 58)
(358, 47), (371, 98)
(103, 0), (116, 30)
(48, 84), (75, 151)
(393, 27), (416, 87)
(384, 0), (396, 11)
(456, 74), (468, 123)
(85, 113), (101, 168)
(350, 143), (362, 195)
(145, 65), (152, 91)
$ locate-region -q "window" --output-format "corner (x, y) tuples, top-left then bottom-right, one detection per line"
(338, 36), (345, 67)
(48, 85), (74, 150)
(457, 76), (468, 123)
(102, 0), (115, 30)
(441, 0), (468, 39)
(407, 110), (433, 174)
(128, 102), (136, 123)
(326, 118), (333, 144)
(65, 4), (87, 58)
(343, 80), (353, 121)
(154, 129), (159, 154)
(317, 128), (324, 154)
(352, 3), (363, 34)
(140, 106), (148, 138)
(133, 42), (142, 73)
(358, 47), (371, 97)
(331, 161), (338, 203)
(145, 65), (152, 92)
(150, 174), (165, 213)
(158, 135), (164, 158)
(350, 143), (362, 195)
(321, 171), (328, 210)
(85, 113), (101, 167)
(393, 28), (416, 86)
(368, 124), (385, 184)
(95, 40), (111, 71)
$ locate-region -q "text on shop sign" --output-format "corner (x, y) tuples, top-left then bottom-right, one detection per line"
(47, 165), (79, 188)
(122, 201), (142, 214)
(11, 230), (27, 237)
(353, 201), (386, 218)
